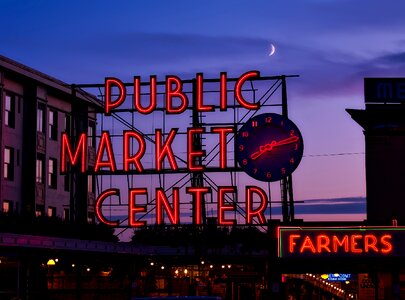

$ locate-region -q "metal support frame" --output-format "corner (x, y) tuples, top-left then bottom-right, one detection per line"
(73, 74), (299, 231)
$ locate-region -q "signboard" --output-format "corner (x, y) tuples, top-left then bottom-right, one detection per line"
(60, 71), (304, 227)
(326, 274), (351, 282)
(278, 226), (405, 258)
(364, 77), (405, 103)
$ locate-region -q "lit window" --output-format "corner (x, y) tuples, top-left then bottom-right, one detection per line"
(47, 206), (56, 217)
(4, 147), (14, 180)
(36, 205), (44, 217)
(49, 110), (58, 140)
(36, 154), (44, 183)
(37, 104), (45, 133)
(2, 200), (12, 214)
(48, 158), (57, 189)
(4, 94), (15, 128)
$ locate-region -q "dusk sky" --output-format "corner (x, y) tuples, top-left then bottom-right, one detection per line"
(2, 0), (405, 222)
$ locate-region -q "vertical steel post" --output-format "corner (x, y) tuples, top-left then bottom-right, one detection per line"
(192, 80), (206, 226)
(281, 76), (295, 222)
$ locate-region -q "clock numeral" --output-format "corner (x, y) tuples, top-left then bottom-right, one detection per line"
(242, 131), (249, 138)
(294, 144), (299, 150)
(281, 168), (286, 174)
(290, 157), (295, 164)
(290, 130), (295, 137)
(242, 159), (248, 165)
(252, 120), (258, 127)
(253, 168), (258, 174)
(266, 172), (272, 179)
(239, 145), (244, 152)
(265, 116), (272, 123)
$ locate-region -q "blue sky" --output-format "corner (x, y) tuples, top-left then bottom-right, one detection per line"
(2, 0), (405, 222)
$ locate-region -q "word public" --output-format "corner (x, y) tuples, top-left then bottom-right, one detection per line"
(60, 71), (267, 227)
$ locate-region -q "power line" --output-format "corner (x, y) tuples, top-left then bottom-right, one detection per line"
(304, 152), (364, 158)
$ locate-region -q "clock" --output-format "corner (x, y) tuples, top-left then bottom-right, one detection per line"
(236, 113), (304, 182)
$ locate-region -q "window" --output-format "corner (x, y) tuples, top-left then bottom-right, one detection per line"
(35, 205), (44, 217)
(64, 164), (70, 192)
(64, 114), (71, 135)
(88, 121), (96, 147)
(4, 147), (14, 180)
(87, 212), (95, 224)
(87, 175), (94, 193)
(36, 154), (45, 183)
(47, 206), (56, 218)
(37, 103), (45, 133)
(63, 208), (70, 221)
(48, 158), (57, 189)
(49, 109), (58, 140)
(2, 200), (13, 214)
(4, 94), (15, 128)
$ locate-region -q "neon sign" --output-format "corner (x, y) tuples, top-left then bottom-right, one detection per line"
(278, 227), (405, 258)
(60, 71), (302, 227)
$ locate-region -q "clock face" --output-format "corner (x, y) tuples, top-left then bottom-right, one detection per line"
(236, 113), (304, 182)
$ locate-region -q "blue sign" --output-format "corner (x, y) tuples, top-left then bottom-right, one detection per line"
(327, 274), (351, 281)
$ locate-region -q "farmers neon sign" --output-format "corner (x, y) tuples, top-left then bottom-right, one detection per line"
(278, 227), (405, 258)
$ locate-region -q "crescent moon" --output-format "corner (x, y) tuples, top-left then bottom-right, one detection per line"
(269, 44), (276, 56)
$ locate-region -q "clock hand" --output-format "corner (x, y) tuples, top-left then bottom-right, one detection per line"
(250, 136), (299, 160)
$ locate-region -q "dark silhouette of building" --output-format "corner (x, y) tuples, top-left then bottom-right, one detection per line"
(347, 78), (405, 224)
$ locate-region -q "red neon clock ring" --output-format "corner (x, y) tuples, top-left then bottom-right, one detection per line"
(236, 113), (304, 182)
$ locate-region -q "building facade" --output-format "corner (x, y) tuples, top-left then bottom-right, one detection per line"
(0, 55), (99, 223)
(347, 78), (405, 224)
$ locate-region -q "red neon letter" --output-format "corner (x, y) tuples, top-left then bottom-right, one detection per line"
(95, 131), (116, 172)
(289, 234), (301, 253)
(381, 235), (393, 254)
(300, 236), (316, 253)
(196, 73), (214, 112)
(156, 188), (180, 225)
(211, 127), (233, 169)
(218, 186), (236, 226)
(187, 127), (206, 171)
(220, 72), (227, 111)
(129, 188), (147, 227)
(95, 189), (120, 226)
(61, 132), (87, 173)
(350, 235), (363, 253)
(105, 77), (126, 115)
(166, 76), (188, 114)
(124, 131), (145, 172)
(364, 234), (379, 253)
(155, 129), (178, 171)
(134, 75), (157, 114)
(186, 187), (211, 225)
(317, 235), (331, 253)
(246, 186), (268, 224)
(235, 71), (260, 110)
(332, 235), (349, 252)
